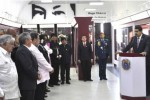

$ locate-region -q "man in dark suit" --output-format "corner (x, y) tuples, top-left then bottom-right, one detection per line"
(15, 32), (39, 100)
(123, 25), (149, 54)
(49, 34), (60, 86)
(122, 25), (150, 95)
(78, 35), (93, 81)
(95, 32), (109, 80)
(59, 37), (71, 84)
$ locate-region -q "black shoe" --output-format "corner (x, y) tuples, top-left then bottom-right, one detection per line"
(46, 89), (50, 92)
(49, 84), (54, 87)
(84, 80), (87, 82)
(54, 83), (60, 86)
(103, 78), (107, 80)
(61, 82), (64, 84)
(66, 81), (71, 84)
(88, 79), (93, 81)
(100, 78), (102, 80)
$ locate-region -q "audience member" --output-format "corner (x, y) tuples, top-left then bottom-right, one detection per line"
(0, 34), (20, 100)
(59, 37), (71, 84)
(15, 32), (39, 100)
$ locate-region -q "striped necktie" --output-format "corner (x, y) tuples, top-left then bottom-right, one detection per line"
(137, 37), (140, 48)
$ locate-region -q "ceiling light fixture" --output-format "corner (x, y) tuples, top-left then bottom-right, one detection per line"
(41, 0), (53, 3)
(85, 9), (96, 11)
(89, 2), (104, 6)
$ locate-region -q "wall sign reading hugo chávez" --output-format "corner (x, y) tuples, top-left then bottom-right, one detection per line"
(87, 11), (107, 19)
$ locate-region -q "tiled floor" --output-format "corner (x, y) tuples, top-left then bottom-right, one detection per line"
(46, 64), (123, 100)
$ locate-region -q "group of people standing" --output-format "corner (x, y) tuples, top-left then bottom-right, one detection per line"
(2, 25), (148, 100)
(0, 30), (71, 100)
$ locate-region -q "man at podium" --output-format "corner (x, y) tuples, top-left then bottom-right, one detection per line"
(122, 25), (150, 95)
(123, 25), (150, 55)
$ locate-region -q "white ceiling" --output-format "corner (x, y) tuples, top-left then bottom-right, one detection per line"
(1, 0), (150, 24)
(28, 0), (150, 21)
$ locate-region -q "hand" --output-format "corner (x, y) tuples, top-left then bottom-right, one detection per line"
(91, 59), (93, 63)
(78, 60), (81, 63)
(58, 55), (62, 58)
(115, 52), (121, 55)
(48, 49), (53, 54)
(37, 73), (41, 80)
(50, 69), (54, 74)
(96, 56), (99, 60)
(140, 52), (147, 56)
(57, 55), (62, 59)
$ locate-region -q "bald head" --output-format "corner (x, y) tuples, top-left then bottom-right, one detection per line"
(6, 29), (16, 37)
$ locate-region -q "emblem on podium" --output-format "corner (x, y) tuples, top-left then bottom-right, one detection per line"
(122, 59), (130, 70)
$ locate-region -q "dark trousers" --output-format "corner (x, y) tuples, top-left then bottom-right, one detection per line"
(20, 90), (35, 100)
(34, 82), (46, 100)
(49, 62), (59, 85)
(61, 63), (70, 82)
(98, 58), (107, 79)
(81, 60), (92, 81)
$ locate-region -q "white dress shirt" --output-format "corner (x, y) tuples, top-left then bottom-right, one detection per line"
(29, 44), (53, 84)
(138, 34), (143, 42)
(0, 47), (20, 99)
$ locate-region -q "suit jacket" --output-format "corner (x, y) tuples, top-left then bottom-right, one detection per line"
(38, 44), (49, 63)
(50, 41), (60, 63)
(11, 47), (18, 63)
(78, 42), (92, 61)
(95, 38), (109, 59)
(15, 45), (38, 90)
(123, 34), (150, 53)
(59, 44), (71, 64)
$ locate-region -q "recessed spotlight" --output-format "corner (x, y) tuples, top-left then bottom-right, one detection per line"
(41, 0), (52, 3)
(89, 2), (104, 6)
(85, 9), (96, 11)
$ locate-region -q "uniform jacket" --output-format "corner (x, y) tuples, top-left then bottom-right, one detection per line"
(95, 38), (109, 59)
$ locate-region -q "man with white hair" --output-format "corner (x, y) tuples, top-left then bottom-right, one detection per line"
(0, 34), (20, 100)
(15, 32), (39, 100)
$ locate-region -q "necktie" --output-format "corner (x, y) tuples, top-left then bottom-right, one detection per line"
(137, 37), (140, 48)
(83, 42), (86, 47)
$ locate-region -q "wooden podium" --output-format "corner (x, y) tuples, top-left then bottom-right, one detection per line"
(119, 53), (148, 100)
